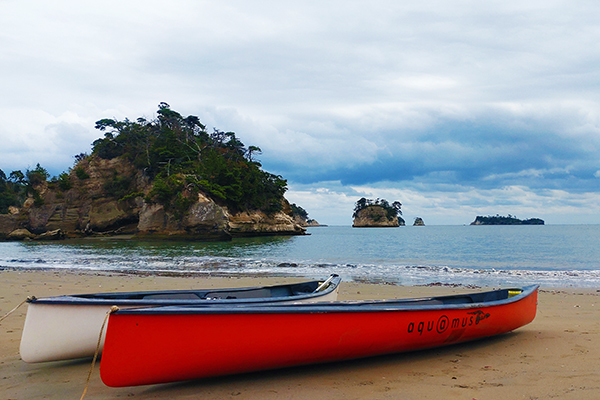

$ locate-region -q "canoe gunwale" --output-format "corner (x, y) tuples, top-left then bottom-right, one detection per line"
(25, 274), (341, 306)
(112, 284), (539, 315)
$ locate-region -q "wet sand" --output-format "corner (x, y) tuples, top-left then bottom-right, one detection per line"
(1, 269), (599, 399)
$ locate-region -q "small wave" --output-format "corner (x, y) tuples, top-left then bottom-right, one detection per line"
(3, 237), (600, 288)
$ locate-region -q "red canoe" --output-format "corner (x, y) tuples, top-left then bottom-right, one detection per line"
(100, 285), (538, 387)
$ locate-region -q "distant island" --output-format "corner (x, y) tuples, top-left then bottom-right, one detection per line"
(470, 215), (545, 225)
(352, 198), (405, 227)
(413, 217), (425, 226)
(290, 203), (325, 227)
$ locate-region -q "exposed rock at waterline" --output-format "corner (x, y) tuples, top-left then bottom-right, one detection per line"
(0, 155), (305, 241)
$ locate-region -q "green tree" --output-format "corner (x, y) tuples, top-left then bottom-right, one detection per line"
(353, 197), (402, 221)
(92, 103), (288, 213)
(26, 164), (49, 186)
(291, 203), (309, 219)
(0, 169), (27, 213)
(0, 169), (18, 213)
(9, 170), (25, 184)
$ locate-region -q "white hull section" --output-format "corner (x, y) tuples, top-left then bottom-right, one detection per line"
(20, 303), (115, 363)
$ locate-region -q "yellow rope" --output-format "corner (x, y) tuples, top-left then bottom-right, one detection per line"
(80, 305), (119, 400)
(0, 296), (35, 323)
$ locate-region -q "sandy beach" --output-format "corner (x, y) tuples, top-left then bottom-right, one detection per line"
(1, 269), (599, 400)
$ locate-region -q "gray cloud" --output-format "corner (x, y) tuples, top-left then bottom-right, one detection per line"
(1, 1), (599, 224)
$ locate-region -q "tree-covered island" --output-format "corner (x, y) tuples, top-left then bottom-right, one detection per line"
(290, 203), (323, 227)
(470, 215), (545, 225)
(352, 198), (405, 227)
(0, 103), (309, 241)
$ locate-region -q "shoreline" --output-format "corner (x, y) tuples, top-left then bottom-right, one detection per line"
(2, 269), (600, 399)
(2, 265), (599, 290)
(0, 266), (489, 287)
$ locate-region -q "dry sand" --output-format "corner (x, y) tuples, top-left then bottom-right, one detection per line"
(1, 269), (599, 400)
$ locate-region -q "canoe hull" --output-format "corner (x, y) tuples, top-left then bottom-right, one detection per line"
(100, 286), (538, 387)
(21, 303), (112, 363)
(19, 275), (340, 363)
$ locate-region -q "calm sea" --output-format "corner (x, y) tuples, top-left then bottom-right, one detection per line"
(1, 225), (599, 288)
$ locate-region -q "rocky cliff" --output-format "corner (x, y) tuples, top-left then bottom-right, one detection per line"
(0, 155), (305, 241)
(292, 215), (323, 227)
(352, 206), (404, 227)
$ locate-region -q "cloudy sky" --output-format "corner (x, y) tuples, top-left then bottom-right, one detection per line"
(1, 1), (599, 225)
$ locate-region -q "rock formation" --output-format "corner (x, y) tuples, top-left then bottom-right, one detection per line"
(413, 217), (425, 226)
(352, 206), (404, 227)
(0, 155), (305, 241)
(292, 215), (323, 227)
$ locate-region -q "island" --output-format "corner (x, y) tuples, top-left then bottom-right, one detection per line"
(470, 215), (545, 225)
(290, 203), (325, 227)
(413, 217), (425, 226)
(0, 103), (309, 241)
(352, 198), (405, 227)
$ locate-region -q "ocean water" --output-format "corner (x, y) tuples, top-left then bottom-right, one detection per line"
(1, 225), (599, 288)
